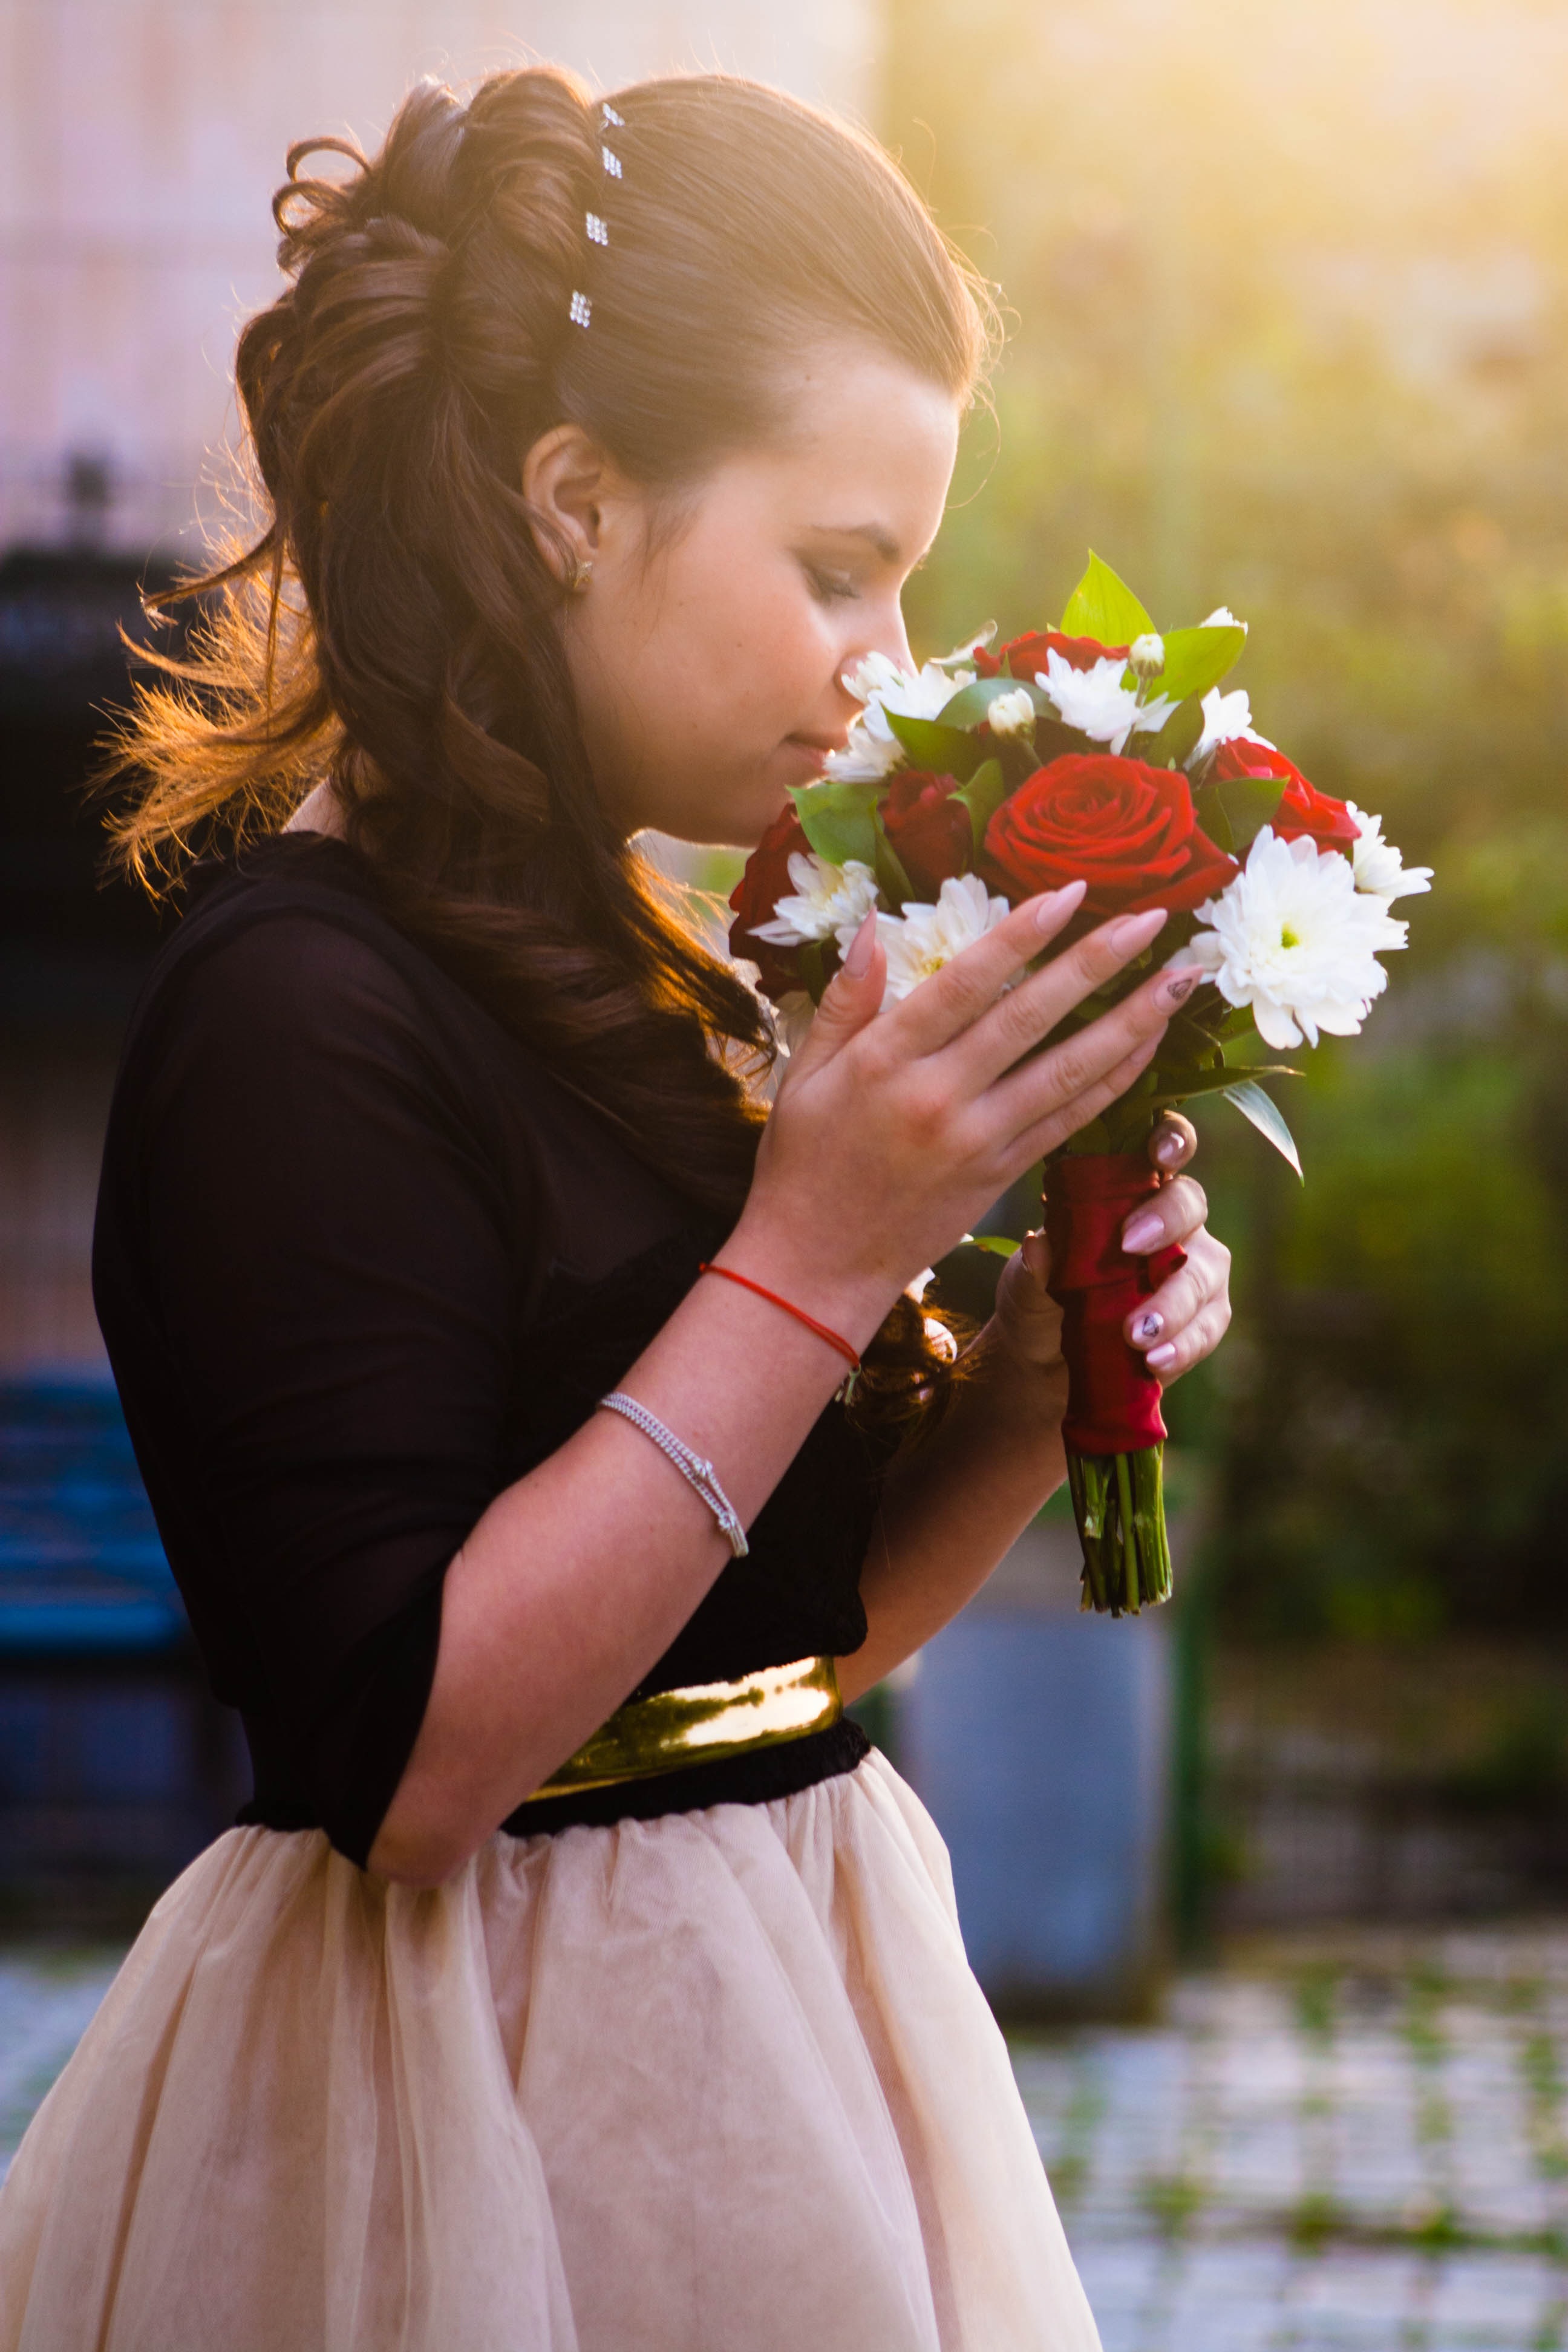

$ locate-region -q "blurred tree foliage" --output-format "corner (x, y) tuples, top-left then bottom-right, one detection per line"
(883, 0), (1568, 1631)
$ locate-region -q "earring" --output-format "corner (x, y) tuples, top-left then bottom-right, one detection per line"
(567, 555), (593, 595)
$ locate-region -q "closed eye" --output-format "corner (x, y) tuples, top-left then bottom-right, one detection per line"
(805, 563), (859, 605)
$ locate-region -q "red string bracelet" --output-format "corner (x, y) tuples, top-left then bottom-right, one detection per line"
(697, 1264), (862, 1387)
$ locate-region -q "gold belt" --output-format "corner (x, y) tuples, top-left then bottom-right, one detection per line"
(524, 1655), (842, 1803)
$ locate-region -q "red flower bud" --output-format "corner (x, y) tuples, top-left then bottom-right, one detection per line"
(975, 630), (1129, 682)
(881, 772), (972, 899)
(728, 804), (811, 998)
(1212, 739), (1357, 852)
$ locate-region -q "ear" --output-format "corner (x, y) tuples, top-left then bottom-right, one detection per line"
(521, 423), (610, 586)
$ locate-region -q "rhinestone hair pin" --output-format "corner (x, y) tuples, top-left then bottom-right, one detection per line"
(572, 108), (624, 327)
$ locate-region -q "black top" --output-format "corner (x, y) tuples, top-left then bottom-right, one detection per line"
(92, 836), (878, 1867)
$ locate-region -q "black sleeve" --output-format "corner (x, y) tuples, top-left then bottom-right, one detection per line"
(135, 912), (534, 1863)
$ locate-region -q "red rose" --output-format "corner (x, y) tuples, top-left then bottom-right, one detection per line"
(1212, 739), (1357, 852)
(729, 803), (811, 999)
(881, 771), (972, 898)
(975, 630), (1127, 681)
(982, 754), (1238, 919)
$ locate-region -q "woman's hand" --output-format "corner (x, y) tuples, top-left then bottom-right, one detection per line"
(989, 1111), (1232, 1390)
(730, 881), (1206, 1342)
(840, 1109), (1233, 1703)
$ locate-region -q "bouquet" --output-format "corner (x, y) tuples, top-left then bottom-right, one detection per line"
(730, 554), (1432, 1615)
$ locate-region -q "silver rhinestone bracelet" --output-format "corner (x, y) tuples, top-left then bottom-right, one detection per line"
(598, 1392), (749, 1559)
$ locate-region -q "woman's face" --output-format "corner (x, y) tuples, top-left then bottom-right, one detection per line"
(533, 350), (962, 849)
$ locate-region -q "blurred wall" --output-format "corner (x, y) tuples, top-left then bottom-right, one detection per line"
(0, 0), (881, 553)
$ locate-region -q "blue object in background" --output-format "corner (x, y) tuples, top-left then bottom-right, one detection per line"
(900, 1513), (1180, 2017)
(0, 1376), (187, 1654)
(0, 1375), (246, 1900)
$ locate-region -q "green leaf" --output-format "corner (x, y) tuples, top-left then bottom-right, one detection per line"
(1156, 1011), (1226, 1070)
(885, 711), (985, 778)
(1193, 782), (1233, 854)
(953, 757), (1008, 851)
(1212, 771), (1286, 852)
(1155, 624), (1247, 705)
(1059, 550), (1154, 646)
(1060, 1117), (1114, 1155)
(936, 675), (1053, 730)
(1151, 1062), (1299, 1107)
(1224, 1079), (1304, 1179)
(1195, 769), (1285, 855)
(798, 939), (828, 1005)
(871, 810), (915, 908)
(1137, 696), (1206, 773)
(789, 777), (881, 868)
(960, 1232), (1022, 1259)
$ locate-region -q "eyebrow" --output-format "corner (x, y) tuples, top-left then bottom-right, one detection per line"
(805, 521), (903, 566)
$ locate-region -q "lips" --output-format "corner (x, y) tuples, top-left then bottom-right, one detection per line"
(781, 734), (840, 776)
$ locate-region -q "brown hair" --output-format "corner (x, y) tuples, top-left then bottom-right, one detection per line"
(109, 67), (996, 1413)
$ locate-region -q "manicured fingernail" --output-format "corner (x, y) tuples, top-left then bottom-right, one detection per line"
(1034, 878), (1088, 930)
(1122, 1212), (1163, 1252)
(1154, 967), (1202, 1009)
(1153, 1129), (1186, 1166)
(1135, 1310), (1164, 1342)
(1146, 1342), (1177, 1371)
(1106, 907), (1168, 955)
(842, 909), (877, 978)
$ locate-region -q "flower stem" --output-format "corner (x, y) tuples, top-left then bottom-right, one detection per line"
(1068, 1452), (1109, 1611)
(1067, 1444), (1174, 1615)
(1115, 1451), (1140, 1613)
(1132, 1446), (1174, 1604)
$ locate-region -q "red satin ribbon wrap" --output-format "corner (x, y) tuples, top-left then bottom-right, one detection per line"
(1044, 1152), (1187, 1456)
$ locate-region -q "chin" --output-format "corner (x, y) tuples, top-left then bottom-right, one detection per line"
(642, 759), (801, 854)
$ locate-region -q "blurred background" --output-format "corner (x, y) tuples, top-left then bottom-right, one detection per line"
(884, 0), (1568, 1938)
(4, 1), (1568, 2337)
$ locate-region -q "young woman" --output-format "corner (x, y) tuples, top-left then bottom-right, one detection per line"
(0, 67), (1230, 2352)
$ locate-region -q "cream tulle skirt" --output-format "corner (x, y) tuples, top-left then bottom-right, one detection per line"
(0, 1750), (1099, 2352)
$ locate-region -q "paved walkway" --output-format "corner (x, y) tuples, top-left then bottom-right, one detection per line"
(2, 1924), (1566, 2347)
(1016, 1923), (1568, 2350)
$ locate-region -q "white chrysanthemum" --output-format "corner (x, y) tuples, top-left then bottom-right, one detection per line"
(1200, 606), (1249, 633)
(923, 1315), (959, 1363)
(751, 853), (880, 946)
(849, 874), (1011, 1002)
(821, 722), (902, 782)
(987, 685), (1037, 737)
(1189, 684), (1273, 766)
(1039, 648), (1175, 754)
(933, 627), (995, 670)
(1178, 828), (1409, 1050)
(1346, 802), (1434, 903)
(859, 653), (977, 720)
(771, 990), (817, 1057)
(824, 652), (976, 782)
